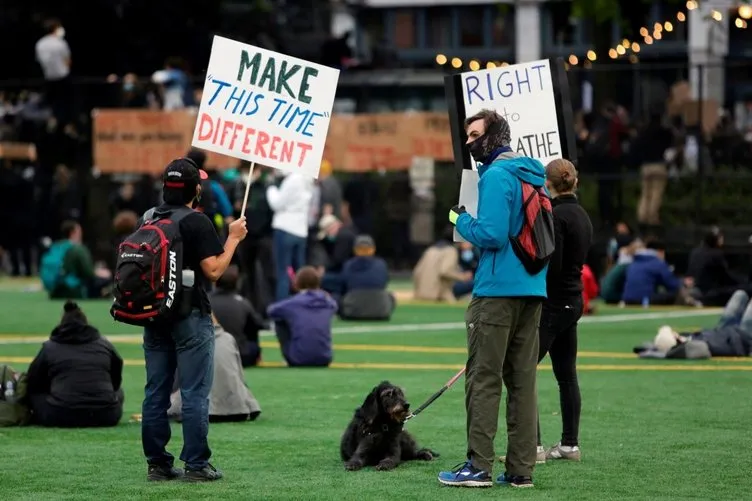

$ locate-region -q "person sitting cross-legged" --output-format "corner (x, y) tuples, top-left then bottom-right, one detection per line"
(167, 314), (261, 423)
(25, 301), (124, 427)
(338, 235), (395, 321)
(210, 265), (265, 367)
(267, 266), (337, 367)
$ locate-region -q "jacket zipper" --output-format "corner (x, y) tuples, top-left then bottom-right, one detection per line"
(491, 251), (497, 275)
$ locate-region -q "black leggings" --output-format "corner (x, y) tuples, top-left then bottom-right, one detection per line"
(537, 296), (583, 447)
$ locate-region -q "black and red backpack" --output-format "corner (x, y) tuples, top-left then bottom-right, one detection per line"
(509, 181), (556, 275)
(110, 206), (193, 327)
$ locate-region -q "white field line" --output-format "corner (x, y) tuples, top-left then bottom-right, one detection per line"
(0, 308), (722, 345)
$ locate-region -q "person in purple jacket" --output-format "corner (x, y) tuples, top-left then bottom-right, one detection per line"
(267, 266), (337, 367)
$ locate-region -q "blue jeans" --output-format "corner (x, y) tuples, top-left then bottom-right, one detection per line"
(273, 229), (306, 302)
(142, 310), (215, 470)
(717, 290), (752, 332)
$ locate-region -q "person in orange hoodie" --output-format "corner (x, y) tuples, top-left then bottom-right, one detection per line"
(581, 264), (598, 315)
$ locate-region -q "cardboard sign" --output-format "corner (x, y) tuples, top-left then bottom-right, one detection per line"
(191, 35), (340, 179)
(92, 110), (454, 174)
(92, 110), (237, 173)
(444, 57), (575, 241)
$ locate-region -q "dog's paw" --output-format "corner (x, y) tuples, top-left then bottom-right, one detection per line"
(417, 449), (437, 461)
(376, 458), (397, 471)
(345, 460), (364, 471)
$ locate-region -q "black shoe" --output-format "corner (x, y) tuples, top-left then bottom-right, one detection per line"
(147, 464), (184, 481)
(183, 464), (224, 482)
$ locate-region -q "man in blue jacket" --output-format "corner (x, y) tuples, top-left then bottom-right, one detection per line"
(437, 109), (547, 489)
(621, 239), (684, 305)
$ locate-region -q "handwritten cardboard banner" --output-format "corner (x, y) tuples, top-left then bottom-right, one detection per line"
(92, 109), (238, 174)
(93, 110), (454, 174)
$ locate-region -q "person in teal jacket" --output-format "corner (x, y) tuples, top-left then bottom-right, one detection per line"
(438, 109), (546, 490)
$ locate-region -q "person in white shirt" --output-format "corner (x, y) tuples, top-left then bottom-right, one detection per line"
(35, 18), (72, 129)
(266, 171), (314, 301)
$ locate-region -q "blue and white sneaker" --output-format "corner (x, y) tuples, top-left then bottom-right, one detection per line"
(437, 461), (493, 487)
(496, 472), (534, 488)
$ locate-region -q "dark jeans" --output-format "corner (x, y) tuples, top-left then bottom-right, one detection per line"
(142, 310), (215, 470)
(452, 280), (474, 299)
(30, 391), (124, 428)
(273, 229), (306, 302)
(321, 272), (343, 297)
(465, 296), (541, 476)
(537, 296), (583, 447)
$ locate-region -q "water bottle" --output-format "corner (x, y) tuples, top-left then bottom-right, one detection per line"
(182, 270), (195, 287)
(4, 380), (15, 403)
(642, 296), (650, 309)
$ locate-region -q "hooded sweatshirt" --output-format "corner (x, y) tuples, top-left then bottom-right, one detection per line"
(621, 249), (680, 303)
(25, 322), (123, 410)
(267, 290), (337, 366)
(455, 151), (548, 298)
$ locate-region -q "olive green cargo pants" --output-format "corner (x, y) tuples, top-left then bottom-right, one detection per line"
(464, 296), (542, 476)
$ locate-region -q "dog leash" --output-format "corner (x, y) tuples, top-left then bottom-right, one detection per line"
(404, 367), (466, 422)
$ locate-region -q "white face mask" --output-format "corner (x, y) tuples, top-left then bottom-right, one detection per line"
(55, 27), (66, 38)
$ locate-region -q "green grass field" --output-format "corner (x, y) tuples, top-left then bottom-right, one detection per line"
(1, 285), (751, 500)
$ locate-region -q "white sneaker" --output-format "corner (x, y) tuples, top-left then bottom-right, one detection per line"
(498, 446), (546, 465)
(545, 442), (581, 461)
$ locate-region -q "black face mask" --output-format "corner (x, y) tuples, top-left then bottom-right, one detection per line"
(468, 137), (488, 164)
(466, 120), (503, 165)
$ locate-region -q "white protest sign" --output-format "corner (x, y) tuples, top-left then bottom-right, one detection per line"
(192, 35), (340, 179)
(453, 59), (567, 242)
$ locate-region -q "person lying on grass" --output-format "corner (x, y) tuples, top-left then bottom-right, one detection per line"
(635, 289), (752, 359)
(168, 313), (261, 423)
(25, 301), (124, 427)
(267, 266), (337, 367)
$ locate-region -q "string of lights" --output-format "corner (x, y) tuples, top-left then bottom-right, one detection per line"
(435, 1), (752, 71)
(568, 1), (750, 67)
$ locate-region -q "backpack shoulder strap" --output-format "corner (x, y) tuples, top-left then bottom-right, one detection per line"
(167, 206), (195, 225)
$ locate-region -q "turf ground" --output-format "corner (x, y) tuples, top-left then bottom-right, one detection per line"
(0, 282), (751, 500)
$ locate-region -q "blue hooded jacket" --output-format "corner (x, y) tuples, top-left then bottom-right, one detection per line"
(455, 152), (548, 298)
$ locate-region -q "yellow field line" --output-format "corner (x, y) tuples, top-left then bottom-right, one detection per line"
(3, 338), (751, 363)
(1, 356), (750, 372)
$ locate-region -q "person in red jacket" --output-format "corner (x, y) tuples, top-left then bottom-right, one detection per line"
(581, 264), (598, 315)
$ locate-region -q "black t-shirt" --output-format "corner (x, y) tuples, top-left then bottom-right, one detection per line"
(149, 204), (224, 313)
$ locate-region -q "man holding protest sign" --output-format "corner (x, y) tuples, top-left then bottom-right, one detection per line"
(438, 58), (574, 490)
(438, 109), (548, 489)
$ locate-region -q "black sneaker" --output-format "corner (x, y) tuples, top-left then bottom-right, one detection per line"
(147, 464), (184, 481)
(496, 472), (534, 488)
(183, 464), (224, 482)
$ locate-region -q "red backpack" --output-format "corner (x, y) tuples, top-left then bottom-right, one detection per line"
(110, 206), (193, 327)
(509, 181), (555, 275)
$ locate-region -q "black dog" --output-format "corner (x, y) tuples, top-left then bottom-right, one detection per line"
(340, 381), (439, 471)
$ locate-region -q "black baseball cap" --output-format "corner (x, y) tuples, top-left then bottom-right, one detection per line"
(162, 156), (208, 191)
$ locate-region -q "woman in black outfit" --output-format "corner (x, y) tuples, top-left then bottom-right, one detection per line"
(537, 159), (593, 462)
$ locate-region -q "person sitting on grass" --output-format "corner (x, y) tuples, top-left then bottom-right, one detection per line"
(210, 265), (265, 367)
(25, 301), (124, 427)
(338, 235), (395, 321)
(636, 289), (752, 359)
(167, 314), (261, 422)
(413, 226), (473, 302)
(40, 220), (112, 299)
(621, 238), (698, 306)
(267, 266), (337, 367)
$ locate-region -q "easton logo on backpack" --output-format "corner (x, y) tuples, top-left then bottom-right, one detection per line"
(509, 181), (556, 275)
(110, 207), (193, 326)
